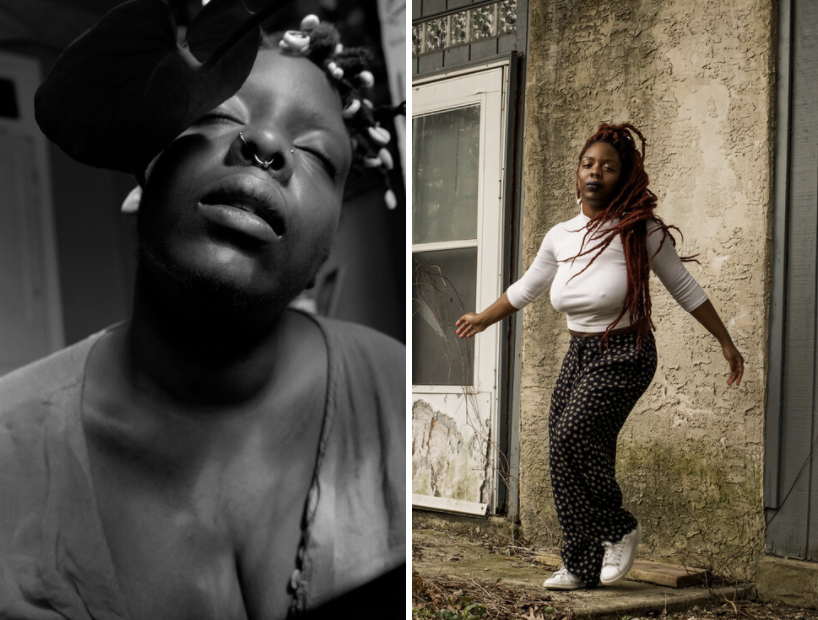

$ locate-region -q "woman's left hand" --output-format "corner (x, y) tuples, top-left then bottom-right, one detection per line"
(722, 342), (744, 386)
(689, 300), (744, 387)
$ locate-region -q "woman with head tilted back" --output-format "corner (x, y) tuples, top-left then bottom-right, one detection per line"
(456, 123), (743, 590)
(0, 2), (403, 619)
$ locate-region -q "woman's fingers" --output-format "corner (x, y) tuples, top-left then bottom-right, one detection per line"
(455, 313), (480, 338)
(458, 324), (476, 338)
(733, 357), (744, 386)
(724, 345), (744, 386)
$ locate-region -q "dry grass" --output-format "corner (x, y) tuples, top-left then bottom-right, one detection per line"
(412, 570), (569, 620)
(412, 572), (818, 620)
(649, 601), (818, 620)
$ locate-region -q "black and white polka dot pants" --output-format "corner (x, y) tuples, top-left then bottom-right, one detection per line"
(548, 331), (657, 588)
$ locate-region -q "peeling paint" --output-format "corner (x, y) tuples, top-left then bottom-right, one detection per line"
(412, 399), (489, 502)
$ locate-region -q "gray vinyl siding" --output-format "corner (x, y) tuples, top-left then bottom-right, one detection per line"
(766, 0), (818, 560)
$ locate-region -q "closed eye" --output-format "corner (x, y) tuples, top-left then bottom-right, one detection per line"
(193, 111), (244, 126)
(300, 147), (338, 180)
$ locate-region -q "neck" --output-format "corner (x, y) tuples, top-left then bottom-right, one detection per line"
(580, 198), (608, 219)
(128, 262), (293, 407)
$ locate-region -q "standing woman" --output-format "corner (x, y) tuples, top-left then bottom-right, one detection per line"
(455, 123), (744, 591)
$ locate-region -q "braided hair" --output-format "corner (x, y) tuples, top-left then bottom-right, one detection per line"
(569, 122), (697, 348)
(271, 15), (398, 208)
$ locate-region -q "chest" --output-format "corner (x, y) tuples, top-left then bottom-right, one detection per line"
(552, 229), (626, 287)
(84, 397), (325, 620)
(552, 226), (625, 265)
(548, 228), (629, 313)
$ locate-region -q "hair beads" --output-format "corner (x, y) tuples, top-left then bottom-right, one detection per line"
(275, 14), (401, 209)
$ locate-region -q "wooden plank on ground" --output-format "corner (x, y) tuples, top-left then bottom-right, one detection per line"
(412, 494), (488, 516)
(533, 553), (712, 588)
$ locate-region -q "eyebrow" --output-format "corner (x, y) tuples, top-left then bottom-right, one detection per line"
(581, 156), (618, 164)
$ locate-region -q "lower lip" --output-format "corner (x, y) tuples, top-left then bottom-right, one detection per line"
(196, 203), (279, 245)
(586, 184), (602, 191)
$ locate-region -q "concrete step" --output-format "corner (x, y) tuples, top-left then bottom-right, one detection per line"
(413, 527), (755, 619)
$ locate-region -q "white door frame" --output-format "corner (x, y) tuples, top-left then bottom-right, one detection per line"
(412, 61), (510, 515)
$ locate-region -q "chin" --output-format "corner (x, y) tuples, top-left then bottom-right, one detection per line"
(137, 238), (329, 316)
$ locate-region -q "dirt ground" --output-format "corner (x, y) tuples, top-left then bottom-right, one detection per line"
(412, 573), (818, 620)
(412, 528), (818, 620)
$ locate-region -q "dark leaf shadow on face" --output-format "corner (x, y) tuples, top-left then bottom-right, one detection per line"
(34, 0), (295, 181)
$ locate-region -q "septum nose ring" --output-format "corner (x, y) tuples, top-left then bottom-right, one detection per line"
(239, 132), (291, 170)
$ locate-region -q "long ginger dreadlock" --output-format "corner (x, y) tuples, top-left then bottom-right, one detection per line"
(568, 122), (697, 348)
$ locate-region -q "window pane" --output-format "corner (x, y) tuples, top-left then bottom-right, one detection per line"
(412, 248), (477, 386)
(412, 106), (480, 244)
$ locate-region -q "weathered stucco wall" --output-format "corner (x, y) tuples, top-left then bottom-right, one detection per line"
(519, 0), (774, 577)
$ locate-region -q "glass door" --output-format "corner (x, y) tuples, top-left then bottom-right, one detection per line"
(412, 65), (508, 515)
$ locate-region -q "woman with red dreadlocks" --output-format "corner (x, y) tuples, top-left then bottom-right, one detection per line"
(455, 123), (744, 591)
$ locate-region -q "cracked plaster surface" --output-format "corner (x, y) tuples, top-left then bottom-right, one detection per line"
(518, 0), (773, 577)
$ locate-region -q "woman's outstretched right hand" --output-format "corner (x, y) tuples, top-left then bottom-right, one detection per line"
(455, 313), (486, 339)
(455, 293), (519, 338)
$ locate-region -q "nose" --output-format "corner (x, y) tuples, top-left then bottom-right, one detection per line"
(229, 129), (293, 183)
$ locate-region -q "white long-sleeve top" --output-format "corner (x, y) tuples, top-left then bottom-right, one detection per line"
(506, 211), (708, 332)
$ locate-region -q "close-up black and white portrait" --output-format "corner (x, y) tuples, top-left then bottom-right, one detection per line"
(0, 0), (406, 617)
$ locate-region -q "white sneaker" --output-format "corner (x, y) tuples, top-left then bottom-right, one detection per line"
(543, 566), (585, 590)
(600, 523), (642, 585)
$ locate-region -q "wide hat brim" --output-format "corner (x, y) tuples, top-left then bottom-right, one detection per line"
(35, 0), (293, 182)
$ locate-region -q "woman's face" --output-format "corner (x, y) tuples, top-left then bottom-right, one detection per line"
(576, 141), (623, 210)
(137, 49), (352, 309)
